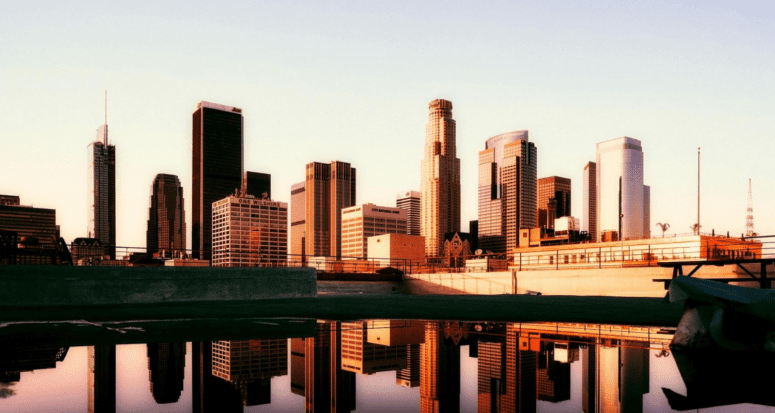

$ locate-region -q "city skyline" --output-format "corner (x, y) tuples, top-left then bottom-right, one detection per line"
(2, 2), (774, 249)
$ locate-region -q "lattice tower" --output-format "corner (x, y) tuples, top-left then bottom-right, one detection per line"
(746, 178), (755, 237)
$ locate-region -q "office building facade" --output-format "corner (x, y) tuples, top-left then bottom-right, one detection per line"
(396, 190), (421, 236)
(88, 122), (116, 259)
(582, 162), (597, 241)
(477, 131), (537, 253)
(146, 174), (185, 258)
(304, 161), (356, 259)
(421, 99), (460, 257)
(341, 203), (407, 259)
(211, 195), (287, 267)
(0, 203), (58, 249)
(537, 176), (571, 231)
(192, 101), (244, 261)
(289, 181), (306, 260)
(595, 137), (649, 241)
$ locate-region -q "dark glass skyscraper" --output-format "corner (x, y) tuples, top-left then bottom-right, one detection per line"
(147, 174), (186, 258)
(88, 120), (116, 260)
(192, 101), (243, 261)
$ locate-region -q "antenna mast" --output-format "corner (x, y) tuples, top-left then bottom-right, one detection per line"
(746, 178), (755, 237)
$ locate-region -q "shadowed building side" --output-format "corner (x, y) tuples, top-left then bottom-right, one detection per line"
(192, 101), (244, 261)
(146, 174), (185, 258)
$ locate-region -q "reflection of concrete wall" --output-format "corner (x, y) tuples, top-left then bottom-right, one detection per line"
(1, 266), (316, 307)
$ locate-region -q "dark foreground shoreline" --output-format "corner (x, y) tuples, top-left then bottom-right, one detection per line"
(1, 294), (682, 327)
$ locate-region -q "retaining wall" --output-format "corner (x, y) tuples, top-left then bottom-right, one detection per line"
(0, 265), (317, 307)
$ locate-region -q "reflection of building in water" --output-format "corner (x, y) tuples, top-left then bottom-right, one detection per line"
(587, 341), (650, 413)
(581, 345), (596, 413)
(88, 345), (116, 413)
(536, 342), (571, 403)
(363, 320), (425, 387)
(397, 344), (421, 388)
(420, 321), (461, 413)
(476, 335), (506, 412)
(341, 321), (407, 375)
(147, 342), (186, 404)
(211, 339), (288, 406)
(289, 321), (356, 413)
(0, 344), (68, 380)
(193, 341), (244, 413)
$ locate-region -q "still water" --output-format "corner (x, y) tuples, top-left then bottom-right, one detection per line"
(1, 282), (772, 412)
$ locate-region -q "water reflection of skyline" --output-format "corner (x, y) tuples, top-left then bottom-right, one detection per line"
(0, 319), (705, 412)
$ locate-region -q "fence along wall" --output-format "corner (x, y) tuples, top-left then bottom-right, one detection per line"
(512, 235), (762, 270)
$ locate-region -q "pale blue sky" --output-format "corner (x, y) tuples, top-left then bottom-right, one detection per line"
(1, 1), (773, 248)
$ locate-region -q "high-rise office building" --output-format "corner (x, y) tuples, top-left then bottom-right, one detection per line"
(88, 110), (116, 259)
(192, 101), (244, 261)
(211, 194), (287, 267)
(596, 137), (650, 241)
(304, 161), (356, 259)
(289, 182), (306, 261)
(396, 191), (421, 236)
(421, 99), (460, 257)
(146, 174), (185, 258)
(420, 321), (460, 413)
(87, 345), (116, 413)
(340, 204), (407, 259)
(538, 176), (571, 231)
(477, 131), (537, 253)
(244, 171), (271, 199)
(582, 162), (597, 241)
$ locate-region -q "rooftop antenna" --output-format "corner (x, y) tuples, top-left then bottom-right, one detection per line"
(104, 90), (108, 145)
(746, 178), (755, 237)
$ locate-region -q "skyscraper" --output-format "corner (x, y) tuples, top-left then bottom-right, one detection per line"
(596, 137), (649, 241)
(396, 191), (421, 236)
(244, 171), (271, 199)
(289, 182), (306, 261)
(88, 98), (116, 259)
(146, 174), (185, 258)
(477, 131), (537, 253)
(304, 161), (356, 259)
(582, 162), (597, 241)
(537, 176), (571, 231)
(192, 101), (244, 261)
(421, 99), (460, 257)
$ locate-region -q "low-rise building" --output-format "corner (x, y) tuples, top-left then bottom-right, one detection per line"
(367, 233), (425, 268)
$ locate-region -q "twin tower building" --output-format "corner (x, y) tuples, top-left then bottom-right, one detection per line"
(91, 99), (649, 262)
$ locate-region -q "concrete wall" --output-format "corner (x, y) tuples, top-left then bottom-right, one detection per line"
(0, 265), (317, 307)
(405, 264), (774, 298)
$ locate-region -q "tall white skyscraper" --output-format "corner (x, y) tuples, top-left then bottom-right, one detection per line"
(595, 137), (650, 241)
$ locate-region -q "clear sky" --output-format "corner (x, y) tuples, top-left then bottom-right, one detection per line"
(1, 1), (773, 249)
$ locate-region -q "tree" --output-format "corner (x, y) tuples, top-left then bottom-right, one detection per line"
(655, 222), (670, 238)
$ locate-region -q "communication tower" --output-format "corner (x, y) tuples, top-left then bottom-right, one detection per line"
(746, 179), (755, 237)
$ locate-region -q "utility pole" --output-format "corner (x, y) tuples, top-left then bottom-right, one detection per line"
(697, 147), (700, 235)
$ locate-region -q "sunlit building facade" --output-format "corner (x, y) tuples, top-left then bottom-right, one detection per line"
(212, 195), (287, 267)
(596, 137), (650, 241)
(304, 161), (356, 259)
(341, 204), (407, 259)
(537, 176), (571, 231)
(477, 131), (537, 253)
(421, 99), (460, 257)
(396, 190), (421, 236)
